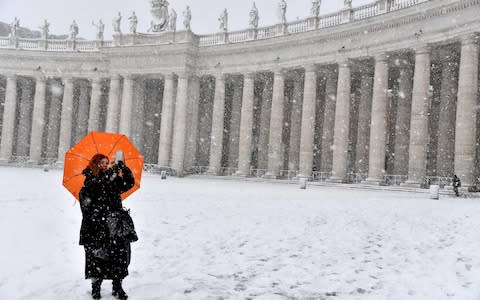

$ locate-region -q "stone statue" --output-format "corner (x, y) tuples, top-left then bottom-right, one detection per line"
(183, 6), (192, 31)
(92, 19), (104, 40)
(39, 19), (50, 39)
(113, 12), (122, 34)
(169, 9), (177, 32)
(129, 11), (138, 34)
(69, 20), (79, 40)
(150, 0), (170, 32)
(344, 0), (352, 9)
(219, 9), (228, 32)
(311, 0), (321, 17)
(10, 17), (19, 37)
(279, 0), (287, 24)
(249, 2), (259, 29)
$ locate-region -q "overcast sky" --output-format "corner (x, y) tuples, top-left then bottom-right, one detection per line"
(0, 0), (373, 39)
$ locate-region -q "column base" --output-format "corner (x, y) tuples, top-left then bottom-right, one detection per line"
(206, 167), (221, 176)
(295, 174), (312, 181)
(326, 176), (348, 183)
(233, 170), (249, 177)
(362, 178), (386, 186)
(400, 181), (423, 188)
(263, 172), (280, 179)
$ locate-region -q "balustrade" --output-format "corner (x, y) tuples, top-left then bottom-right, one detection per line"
(0, 0), (426, 50)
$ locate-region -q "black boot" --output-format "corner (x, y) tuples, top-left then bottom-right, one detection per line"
(112, 279), (128, 300)
(91, 278), (102, 299)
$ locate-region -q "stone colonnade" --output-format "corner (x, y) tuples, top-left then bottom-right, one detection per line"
(0, 34), (479, 187)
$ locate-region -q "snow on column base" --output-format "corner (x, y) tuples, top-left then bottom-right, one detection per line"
(326, 176), (348, 183)
(263, 173), (280, 179)
(400, 181), (423, 188)
(362, 178), (386, 186)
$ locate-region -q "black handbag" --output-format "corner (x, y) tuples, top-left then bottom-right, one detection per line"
(106, 208), (138, 243)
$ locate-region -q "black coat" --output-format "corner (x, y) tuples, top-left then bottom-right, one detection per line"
(78, 163), (135, 280)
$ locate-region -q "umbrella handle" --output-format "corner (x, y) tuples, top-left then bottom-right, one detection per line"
(115, 150), (125, 164)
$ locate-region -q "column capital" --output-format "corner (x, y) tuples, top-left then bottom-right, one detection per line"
(414, 45), (431, 55)
(34, 74), (47, 82)
(304, 64), (318, 73)
(122, 74), (136, 81)
(62, 76), (74, 85)
(338, 60), (351, 69)
(460, 33), (480, 46)
(244, 72), (256, 80)
(214, 73), (227, 80)
(110, 74), (122, 81)
(5, 73), (17, 80)
(272, 67), (286, 77)
(164, 72), (176, 80)
(176, 71), (192, 80)
(90, 77), (103, 85)
(374, 53), (389, 63)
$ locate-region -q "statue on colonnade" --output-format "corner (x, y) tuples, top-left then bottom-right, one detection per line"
(169, 9), (177, 32)
(311, 0), (321, 17)
(149, 0), (170, 32)
(40, 19), (50, 39)
(69, 20), (79, 40)
(92, 19), (104, 40)
(129, 11), (138, 34)
(249, 2), (259, 29)
(10, 17), (19, 37)
(219, 8), (228, 32)
(183, 6), (192, 31)
(279, 0), (287, 24)
(344, 0), (352, 9)
(113, 12), (122, 34)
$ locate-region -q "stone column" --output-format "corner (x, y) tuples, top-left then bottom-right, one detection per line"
(105, 74), (122, 133)
(57, 77), (75, 162)
(298, 65), (317, 178)
(320, 70), (338, 173)
(290, 72), (305, 174)
(119, 74), (135, 136)
(364, 54), (389, 185)
(436, 58), (457, 177)
(236, 72), (256, 176)
(87, 77), (103, 132)
(393, 64), (413, 175)
(265, 68), (286, 178)
(328, 61), (351, 182)
(185, 76), (201, 171)
(158, 73), (176, 166)
(403, 46), (431, 187)
(228, 79), (243, 168)
(355, 72), (373, 175)
(0, 75), (18, 162)
(454, 34), (479, 187)
(75, 81), (90, 141)
(258, 74), (273, 170)
(131, 78), (146, 150)
(208, 73), (226, 175)
(45, 81), (63, 161)
(15, 79), (35, 158)
(171, 73), (190, 176)
(29, 75), (47, 163)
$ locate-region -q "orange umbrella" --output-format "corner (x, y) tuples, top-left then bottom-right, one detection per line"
(62, 131), (144, 201)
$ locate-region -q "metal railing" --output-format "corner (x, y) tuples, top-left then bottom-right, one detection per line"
(384, 174), (408, 185)
(312, 171), (332, 182)
(424, 176), (452, 188)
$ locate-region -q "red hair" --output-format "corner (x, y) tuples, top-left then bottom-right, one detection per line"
(88, 153), (108, 177)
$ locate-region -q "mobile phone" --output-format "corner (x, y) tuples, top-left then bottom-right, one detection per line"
(115, 150), (124, 163)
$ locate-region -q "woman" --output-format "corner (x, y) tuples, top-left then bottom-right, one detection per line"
(79, 153), (135, 300)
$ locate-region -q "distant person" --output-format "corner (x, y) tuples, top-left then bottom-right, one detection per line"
(452, 174), (461, 197)
(79, 153), (136, 299)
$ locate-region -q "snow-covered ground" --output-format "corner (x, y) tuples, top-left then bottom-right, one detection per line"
(1, 166), (480, 300)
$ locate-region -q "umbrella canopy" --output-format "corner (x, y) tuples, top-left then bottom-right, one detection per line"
(62, 131), (144, 201)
